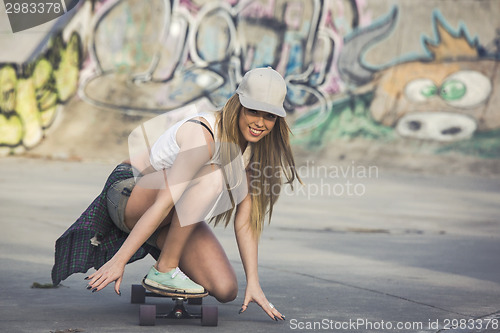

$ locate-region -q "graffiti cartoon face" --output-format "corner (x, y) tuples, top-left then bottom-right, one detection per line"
(370, 60), (498, 142)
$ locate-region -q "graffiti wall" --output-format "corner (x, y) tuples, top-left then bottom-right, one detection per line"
(295, 1), (500, 159)
(1, 0), (500, 160)
(0, 1), (91, 156)
(79, 0), (363, 113)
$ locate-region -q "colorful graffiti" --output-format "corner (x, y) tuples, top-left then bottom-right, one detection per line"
(295, 6), (500, 158)
(1, 0), (499, 159)
(364, 10), (498, 142)
(80, 0), (367, 114)
(0, 32), (82, 155)
(0, 0), (91, 156)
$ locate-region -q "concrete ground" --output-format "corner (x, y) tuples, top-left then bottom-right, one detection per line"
(1, 157), (499, 333)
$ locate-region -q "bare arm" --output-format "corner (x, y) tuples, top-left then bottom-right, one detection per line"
(234, 194), (259, 284)
(86, 120), (215, 294)
(114, 122), (214, 262)
(235, 192), (285, 321)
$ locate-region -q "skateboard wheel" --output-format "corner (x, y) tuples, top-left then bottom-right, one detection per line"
(201, 305), (218, 326)
(131, 284), (146, 304)
(139, 304), (156, 326)
(188, 297), (203, 305)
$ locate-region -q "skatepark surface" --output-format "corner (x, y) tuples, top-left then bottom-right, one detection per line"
(1, 156), (500, 333)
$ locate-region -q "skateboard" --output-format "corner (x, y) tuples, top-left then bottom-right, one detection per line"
(130, 279), (218, 326)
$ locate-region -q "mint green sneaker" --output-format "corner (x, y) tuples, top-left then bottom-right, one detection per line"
(144, 266), (205, 294)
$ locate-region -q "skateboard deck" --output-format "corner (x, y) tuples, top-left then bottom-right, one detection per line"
(131, 279), (218, 327)
(141, 279), (209, 299)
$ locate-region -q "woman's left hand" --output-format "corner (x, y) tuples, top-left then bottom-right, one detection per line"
(239, 281), (285, 321)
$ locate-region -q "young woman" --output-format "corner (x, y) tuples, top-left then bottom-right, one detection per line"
(52, 67), (300, 321)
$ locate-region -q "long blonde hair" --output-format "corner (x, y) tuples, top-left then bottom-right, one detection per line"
(211, 94), (301, 239)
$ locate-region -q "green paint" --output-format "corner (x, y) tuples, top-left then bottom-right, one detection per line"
(440, 79), (466, 101)
(292, 92), (395, 148)
(293, 90), (500, 160)
(436, 129), (500, 159)
(421, 83), (437, 98)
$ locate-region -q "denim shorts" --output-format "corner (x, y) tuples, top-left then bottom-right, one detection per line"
(106, 164), (160, 248)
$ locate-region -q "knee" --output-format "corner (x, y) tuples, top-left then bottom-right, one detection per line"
(214, 287), (238, 304)
(212, 281), (238, 303)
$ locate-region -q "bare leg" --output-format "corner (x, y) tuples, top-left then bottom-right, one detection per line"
(155, 165), (224, 273)
(124, 163), (222, 234)
(124, 164), (225, 277)
(124, 170), (168, 230)
(155, 222), (238, 303)
(155, 212), (197, 273)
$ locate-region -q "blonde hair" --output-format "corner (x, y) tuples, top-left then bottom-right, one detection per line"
(211, 94), (301, 239)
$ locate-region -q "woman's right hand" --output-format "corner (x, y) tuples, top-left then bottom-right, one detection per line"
(85, 256), (125, 295)
(239, 281), (285, 321)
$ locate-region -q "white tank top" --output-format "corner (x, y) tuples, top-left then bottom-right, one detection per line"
(149, 112), (219, 171)
(149, 111), (253, 172)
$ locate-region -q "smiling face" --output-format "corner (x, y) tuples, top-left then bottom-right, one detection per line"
(238, 107), (278, 145)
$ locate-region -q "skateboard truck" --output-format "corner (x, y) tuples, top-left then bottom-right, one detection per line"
(131, 282), (218, 326)
(156, 297), (200, 320)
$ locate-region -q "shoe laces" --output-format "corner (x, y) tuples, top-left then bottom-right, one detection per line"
(171, 267), (188, 280)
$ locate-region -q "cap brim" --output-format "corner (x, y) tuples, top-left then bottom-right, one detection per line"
(238, 94), (286, 117)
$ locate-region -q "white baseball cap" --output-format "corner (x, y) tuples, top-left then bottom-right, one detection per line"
(236, 67), (287, 117)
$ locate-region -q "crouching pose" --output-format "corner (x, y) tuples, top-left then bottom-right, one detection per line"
(52, 67), (300, 321)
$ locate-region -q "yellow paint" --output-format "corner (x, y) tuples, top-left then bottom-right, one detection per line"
(0, 66), (17, 112)
(15, 78), (43, 148)
(0, 114), (22, 146)
(424, 22), (478, 61)
(55, 37), (80, 102)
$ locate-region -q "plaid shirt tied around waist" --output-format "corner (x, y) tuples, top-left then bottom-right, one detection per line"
(51, 163), (160, 286)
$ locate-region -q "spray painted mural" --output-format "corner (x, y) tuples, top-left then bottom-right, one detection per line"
(0, 37), (76, 138)
(0, 1), (91, 156)
(0, 33), (82, 155)
(294, 5), (500, 158)
(80, 0), (365, 114)
(1, 0), (499, 159)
